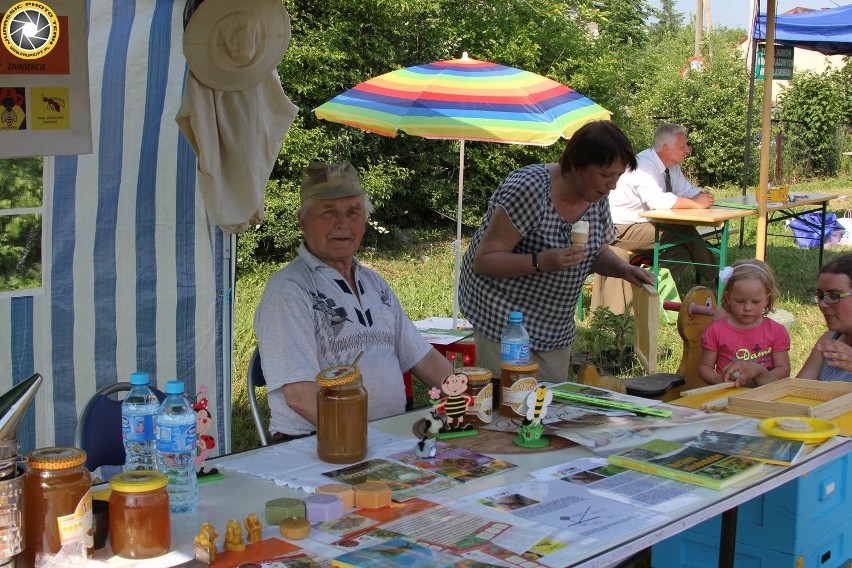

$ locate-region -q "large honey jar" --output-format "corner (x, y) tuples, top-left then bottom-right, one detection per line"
(499, 360), (539, 418)
(109, 470), (170, 558)
(462, 367), (493, 426)
(316, 365), (368, 464)
(22, 447), (93, 566)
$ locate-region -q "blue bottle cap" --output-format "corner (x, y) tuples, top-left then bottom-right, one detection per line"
(508, 310), (523, 322)
(164, 380), (185, 395)
(129, 372), (150, 386)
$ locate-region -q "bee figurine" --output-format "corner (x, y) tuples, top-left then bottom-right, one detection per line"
(514, 386), (552, 448)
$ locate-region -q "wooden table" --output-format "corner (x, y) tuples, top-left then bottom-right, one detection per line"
(639, 193), (838, 299)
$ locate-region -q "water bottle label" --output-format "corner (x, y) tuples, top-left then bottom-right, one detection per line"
(501, 342), (529, 361)
(156, 423), (197, 453)
(123, 414), (155, 442)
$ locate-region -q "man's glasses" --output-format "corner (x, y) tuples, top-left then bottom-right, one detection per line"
(813, 290), (852, 305)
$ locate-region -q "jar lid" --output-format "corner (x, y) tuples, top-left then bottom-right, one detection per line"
(461, 366), (492, 382)
(316, 364), (360, 387)
(27, 446), (87, 470)
(500, 360), (539, 372)
(110, 470), (168, 493)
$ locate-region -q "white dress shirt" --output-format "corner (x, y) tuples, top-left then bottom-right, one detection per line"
(609, 148), (701, 224)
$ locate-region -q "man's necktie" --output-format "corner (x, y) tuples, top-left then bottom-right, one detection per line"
(664, 168), (672, 193)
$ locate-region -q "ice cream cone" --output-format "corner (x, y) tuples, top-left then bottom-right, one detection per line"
(571, 220), (589, 246)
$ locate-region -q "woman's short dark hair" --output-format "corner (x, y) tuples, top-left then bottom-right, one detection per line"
(558, 120), (637, 175)
(820, 253), (852, 280)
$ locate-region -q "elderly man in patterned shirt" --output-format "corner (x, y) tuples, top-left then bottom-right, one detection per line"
(254, 162), (452, 442)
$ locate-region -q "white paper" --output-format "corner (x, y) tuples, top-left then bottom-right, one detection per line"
(215, 429), (416, 493)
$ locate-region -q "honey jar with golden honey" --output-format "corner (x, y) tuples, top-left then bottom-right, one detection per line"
(316, 365), (368, 464)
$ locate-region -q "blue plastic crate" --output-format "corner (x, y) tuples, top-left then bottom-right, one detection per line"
(685, 453), (850, 554)
(652, 517), (852, 568)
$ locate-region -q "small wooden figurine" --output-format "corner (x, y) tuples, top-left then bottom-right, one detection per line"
(194, 523), (218, 564)
(245, 512), (263, 543)
(194, 385), (219, 477)
(514, 386), (553, 448)
(224, 518), (246, 552)
(411, 411), (441, 458)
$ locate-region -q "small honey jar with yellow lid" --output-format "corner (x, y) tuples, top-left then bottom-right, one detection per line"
(461, 367), (493, 425)
(109, 470), (170, 558)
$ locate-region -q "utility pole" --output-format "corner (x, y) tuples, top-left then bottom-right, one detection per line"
(704, 0), (712, 33)
(695, 0), (704, 56)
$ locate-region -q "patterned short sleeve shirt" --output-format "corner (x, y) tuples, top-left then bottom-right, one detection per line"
(459, 164), (616, 351)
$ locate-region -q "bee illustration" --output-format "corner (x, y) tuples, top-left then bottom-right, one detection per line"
(524, 386), (553, 426)
(42, 95), (65, 113)
(1, 108), (17, 128)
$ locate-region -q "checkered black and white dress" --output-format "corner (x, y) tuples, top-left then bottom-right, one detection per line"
(459, 164), (617, 351)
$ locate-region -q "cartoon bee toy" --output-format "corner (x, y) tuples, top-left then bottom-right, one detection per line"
(513, 385), (552, 448)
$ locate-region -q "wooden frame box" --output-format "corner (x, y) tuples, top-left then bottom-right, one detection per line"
(726, 378), (852, 420)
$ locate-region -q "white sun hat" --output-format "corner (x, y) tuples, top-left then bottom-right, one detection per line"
(183, 0), (291, 92)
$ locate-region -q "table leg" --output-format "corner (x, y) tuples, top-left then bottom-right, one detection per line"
(652, 225), (661, 289)
(717, 222), (729, 300)
(718, 506), (738, 568)
(819, 201), (827, 269)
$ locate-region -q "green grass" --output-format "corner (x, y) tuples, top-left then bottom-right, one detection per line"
(230, 177), (852, 453)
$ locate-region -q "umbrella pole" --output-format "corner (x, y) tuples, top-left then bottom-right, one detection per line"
(452, 140), (466, 329)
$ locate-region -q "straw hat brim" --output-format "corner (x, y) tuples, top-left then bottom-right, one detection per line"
(183, 0), (290, 92)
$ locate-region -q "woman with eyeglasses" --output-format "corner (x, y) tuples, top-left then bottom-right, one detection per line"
(798, 254), (852, 382)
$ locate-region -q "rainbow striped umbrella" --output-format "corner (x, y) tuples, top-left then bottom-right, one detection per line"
(315, 54), (611, 325)
(314, 54), (610, 145)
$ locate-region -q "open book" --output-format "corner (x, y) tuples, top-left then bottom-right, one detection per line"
(607, 438), (764, 490)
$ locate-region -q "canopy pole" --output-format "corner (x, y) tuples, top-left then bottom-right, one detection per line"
(452, 140), (466, 329)
(756, 0), (776, 261)
(739, 2), (760, 247)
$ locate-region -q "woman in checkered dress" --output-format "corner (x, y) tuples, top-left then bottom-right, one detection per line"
(459, 121), (654, 382)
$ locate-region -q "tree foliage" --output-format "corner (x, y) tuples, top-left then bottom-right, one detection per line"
(0, 157), (42, 291)
(778, 64), (850, 179)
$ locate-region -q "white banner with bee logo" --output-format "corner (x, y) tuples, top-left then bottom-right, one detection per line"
(0, 0), (91, 157)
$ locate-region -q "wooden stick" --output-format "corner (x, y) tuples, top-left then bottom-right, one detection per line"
(680, 382), (739, 397)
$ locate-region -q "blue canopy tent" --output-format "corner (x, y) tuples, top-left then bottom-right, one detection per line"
(738, 3), (852, 251)
(753, 4), (852, 56)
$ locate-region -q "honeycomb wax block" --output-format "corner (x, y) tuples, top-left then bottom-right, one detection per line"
(316, 483), (355, 509)
(354, 481), (392, 508)
(304, 494), (344, 522)
(279, 517), (311, 540)
(266, 497), (306, 525)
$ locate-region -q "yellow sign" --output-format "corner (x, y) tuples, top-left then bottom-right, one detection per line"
(30, 86), (67, 129)
(1, 1), (60, 59)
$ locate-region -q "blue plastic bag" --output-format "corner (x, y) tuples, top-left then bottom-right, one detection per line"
(788, 212), (840, 248)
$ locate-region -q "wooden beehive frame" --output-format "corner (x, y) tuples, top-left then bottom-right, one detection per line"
(727, 378), (852, 420)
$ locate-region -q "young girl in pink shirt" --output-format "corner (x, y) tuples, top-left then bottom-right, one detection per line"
(698, 259), (791, 386)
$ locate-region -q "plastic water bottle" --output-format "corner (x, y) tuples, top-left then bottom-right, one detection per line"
(501, 311), (530, 361)
(156, 380), (199, 513)
(121, 371), (159, 472)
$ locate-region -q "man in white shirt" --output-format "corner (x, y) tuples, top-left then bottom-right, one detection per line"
(608, 123), (717, 281)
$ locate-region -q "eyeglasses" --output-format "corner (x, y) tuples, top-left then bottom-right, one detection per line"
(813, 290), (852, 305)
